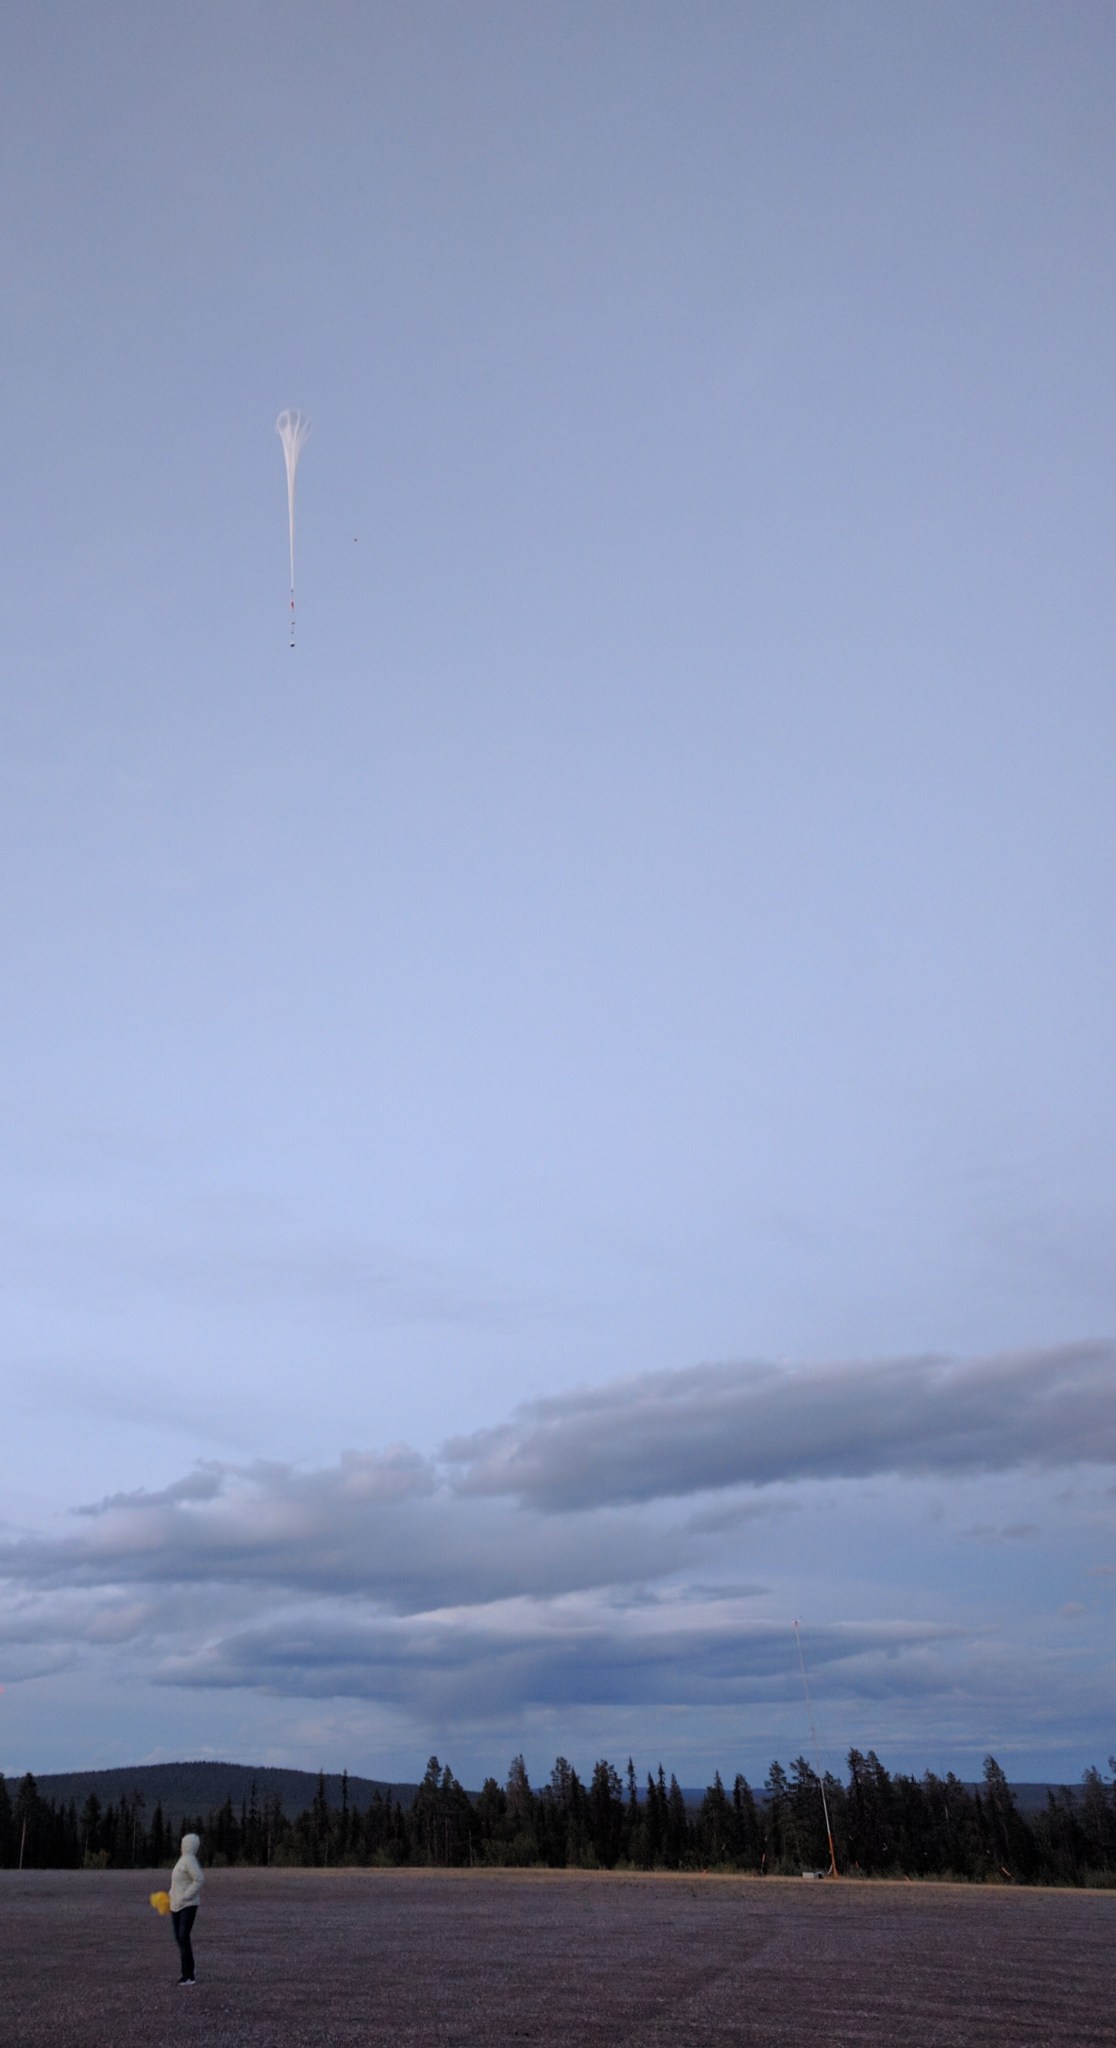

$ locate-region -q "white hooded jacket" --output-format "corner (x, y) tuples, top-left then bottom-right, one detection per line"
(169, 1834), (204, 1912)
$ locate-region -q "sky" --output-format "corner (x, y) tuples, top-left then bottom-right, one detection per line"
(2, 1), (1115, 1794)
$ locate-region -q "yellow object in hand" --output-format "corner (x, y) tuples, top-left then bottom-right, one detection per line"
(149, 1890), (171, 1916)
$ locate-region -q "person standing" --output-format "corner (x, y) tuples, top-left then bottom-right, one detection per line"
(169, 1832), (204, 1985)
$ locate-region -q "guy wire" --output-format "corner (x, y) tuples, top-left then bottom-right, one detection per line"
(793, 1618), (839, 1877)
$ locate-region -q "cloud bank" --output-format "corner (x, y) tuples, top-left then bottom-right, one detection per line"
(443, 1344), (1116, 1508)
(2, 1346), (1113, 1775)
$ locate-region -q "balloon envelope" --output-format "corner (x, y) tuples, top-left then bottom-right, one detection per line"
(276, 409), (310, 590)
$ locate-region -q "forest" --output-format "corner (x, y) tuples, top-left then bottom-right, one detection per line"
(3, 1750), (1114, 1886)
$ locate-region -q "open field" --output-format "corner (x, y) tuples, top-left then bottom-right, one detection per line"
(1, 1866), (1113, 2047)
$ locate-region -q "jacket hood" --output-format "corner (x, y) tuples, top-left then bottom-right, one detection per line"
(181, 1833), (201, 1857)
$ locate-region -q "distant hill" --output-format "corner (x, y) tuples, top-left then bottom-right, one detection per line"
(992, 1783), (1062, 1817)
(17, 1762), (1065, 1826)
(22, 1760), (419, 1823)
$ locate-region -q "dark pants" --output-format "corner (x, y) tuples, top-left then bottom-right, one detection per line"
(171, 1904), (198, 1980)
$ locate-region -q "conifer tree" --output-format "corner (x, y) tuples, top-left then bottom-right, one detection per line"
(588, 1759), (624, 1867)
(0, 1776), (11, 1866)
(733, 1774), (762, 1869)
(698, 1772), (732, 1866)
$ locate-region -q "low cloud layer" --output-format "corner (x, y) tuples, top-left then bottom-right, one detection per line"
(153, 1600), (968, 1719)
(0, 1450), (681, 1610)
(444, 1344), (1116, 1509)
(2, 1346), (1114, 1776)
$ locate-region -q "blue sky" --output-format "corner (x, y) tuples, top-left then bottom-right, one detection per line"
(3, 1), (1115, 1790)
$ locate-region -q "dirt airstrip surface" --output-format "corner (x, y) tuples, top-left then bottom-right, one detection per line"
(1, 1866), (1113, 2047)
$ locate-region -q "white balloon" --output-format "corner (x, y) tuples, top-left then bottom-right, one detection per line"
(276, 409), (310, 647)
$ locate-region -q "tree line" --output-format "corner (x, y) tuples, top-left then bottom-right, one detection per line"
(3, 1749), (1114, 1885)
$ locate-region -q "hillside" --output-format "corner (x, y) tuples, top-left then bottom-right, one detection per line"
(19, 1761), (1062, 1824)
(24, 1760), (419, 1823)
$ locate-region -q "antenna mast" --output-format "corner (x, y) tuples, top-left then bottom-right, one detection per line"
(794, 1619), (839, 1878)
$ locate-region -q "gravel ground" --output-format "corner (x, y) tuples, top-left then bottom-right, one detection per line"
(1, 1866), (1113, 2047)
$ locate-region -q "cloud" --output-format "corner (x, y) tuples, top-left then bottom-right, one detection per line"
(443, 1344), (1116, 1510)
(152, 1596), (968, 1720)
(2, 1350), (1114, 1767)
(0, 1448), (685, 1612)
(956, 1522), (1040, 1545)
(75, 1468), (226, 1514)
(1, 1206), (520, 1327)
